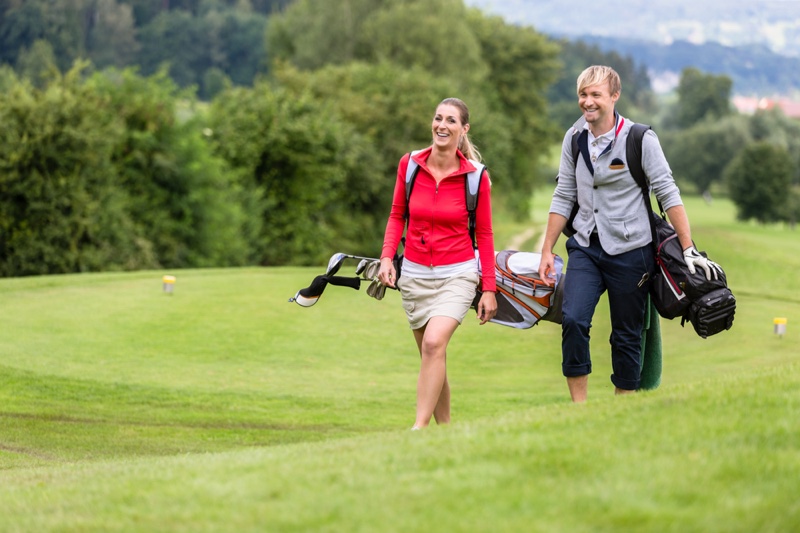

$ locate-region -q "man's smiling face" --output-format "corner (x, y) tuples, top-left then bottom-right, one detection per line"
(579, 81), (619, 133)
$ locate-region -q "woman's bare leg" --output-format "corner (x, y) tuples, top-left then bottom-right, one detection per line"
(411, 316), (459, 428)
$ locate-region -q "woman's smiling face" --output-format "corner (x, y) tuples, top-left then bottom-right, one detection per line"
(432, 103), (469, 150)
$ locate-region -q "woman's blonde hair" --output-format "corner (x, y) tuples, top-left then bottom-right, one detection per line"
(437, 97), (482, 162)
(576, 66), (621, 96)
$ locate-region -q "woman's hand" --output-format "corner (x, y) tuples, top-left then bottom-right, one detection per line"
(476, 290), (497, 325)
(377, 257), (396, 288)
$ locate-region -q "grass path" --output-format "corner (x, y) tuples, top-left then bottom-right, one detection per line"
(504, 225), (538, 251)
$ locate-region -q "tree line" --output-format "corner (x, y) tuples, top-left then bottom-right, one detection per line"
(0, 0), (290, 100)
(0, 0), (797, 277)
(658, 67), (800, 226)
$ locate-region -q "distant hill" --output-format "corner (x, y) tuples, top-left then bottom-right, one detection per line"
(575, 35), (800, 96)
(466, 0), (800, 95)
(466, 0), (800, 56)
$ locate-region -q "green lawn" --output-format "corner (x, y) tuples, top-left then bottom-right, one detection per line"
(1, 195), (798, 532)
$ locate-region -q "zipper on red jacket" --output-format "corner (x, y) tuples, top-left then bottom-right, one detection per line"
(430, 182), (439, 267)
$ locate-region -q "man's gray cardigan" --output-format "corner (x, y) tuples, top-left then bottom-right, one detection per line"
(550, 114), (684, 255)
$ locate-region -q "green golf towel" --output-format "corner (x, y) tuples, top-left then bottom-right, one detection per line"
(639, 295), (662, 390)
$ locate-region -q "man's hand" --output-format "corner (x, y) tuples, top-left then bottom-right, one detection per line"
(683, 246), (723, 280)
(538, 250), (556, 287)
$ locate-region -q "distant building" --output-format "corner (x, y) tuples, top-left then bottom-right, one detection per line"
(732, 96), (800, 119)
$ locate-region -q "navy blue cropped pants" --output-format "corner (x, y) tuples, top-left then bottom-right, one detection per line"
(561, 234), (654, 390)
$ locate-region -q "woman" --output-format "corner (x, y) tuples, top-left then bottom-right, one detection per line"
(378, 97), (497, 430)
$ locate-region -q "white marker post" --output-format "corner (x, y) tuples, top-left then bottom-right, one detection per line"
(162, 275), (176, 295)
(773, 317), (787, 338)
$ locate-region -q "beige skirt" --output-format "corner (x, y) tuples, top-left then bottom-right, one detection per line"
(397, 271), (480, 330)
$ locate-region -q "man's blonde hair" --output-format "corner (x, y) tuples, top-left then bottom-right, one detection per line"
(576, 66), (621, 96)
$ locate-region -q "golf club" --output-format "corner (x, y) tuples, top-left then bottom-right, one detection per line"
(325, 253), (379, 277)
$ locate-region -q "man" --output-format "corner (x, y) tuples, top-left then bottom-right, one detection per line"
(538, 65), (715, 402)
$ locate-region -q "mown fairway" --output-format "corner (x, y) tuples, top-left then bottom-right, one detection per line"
(1, 196), (798, 532)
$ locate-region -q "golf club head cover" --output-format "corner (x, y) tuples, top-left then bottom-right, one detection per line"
(289, 275), (329, 307)
(289, 275), (362, 308)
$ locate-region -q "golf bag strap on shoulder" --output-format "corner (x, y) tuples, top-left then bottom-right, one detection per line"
(624, 123), (662, 245)
(405, 149), (485, 248)
(625, 123), (650, 191)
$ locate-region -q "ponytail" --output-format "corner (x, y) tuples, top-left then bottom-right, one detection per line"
(459, 132), (482, 163)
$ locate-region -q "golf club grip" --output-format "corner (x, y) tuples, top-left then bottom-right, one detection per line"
(325, 276), (361, 290)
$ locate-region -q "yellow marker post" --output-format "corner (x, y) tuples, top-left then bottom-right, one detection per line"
(773, 317), (787, 337)
(162, 275), (176, 294)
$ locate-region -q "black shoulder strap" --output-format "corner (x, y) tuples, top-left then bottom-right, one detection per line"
(626, 123), (650, 193)
(626, 123), (667, 216)
(569, 129), (594, 176)
(571, 129), (580, 166)
(576, 130), (593, 175)
(626, 123), (666, 246)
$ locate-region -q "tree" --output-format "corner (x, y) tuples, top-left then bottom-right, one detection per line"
(266, 0), (560, 219)
(122, 0), (289, 24)
(207, 79), (385, 264)
(781, 187), (800, 229)
(750, 108), (800, 228)
(0, 0), (49, 66)
(33, 0), (87, 72)
(468, 10), (560, 216)
(89, 67), (251, 268)
(749, 108), (800, 185)
(673, 67), (732, 129)
(661, 114), (751, 195)
(0, 63), (17, 90)
(15, 38), (59, 88)
(134, 4), (267, 95)
(725, 142), (792, 223)
(360, 0), (488, 88)
(2, 0), (139, 73)
(0, 61), (251, 276)
(84, 0), (139, 68)
(202, 66), (231, 100)
(0, 63), (142, 276)
(136, 9), (207, 87)
(274, 60), (452, 172)
(203, 6), (267, 87)
(266, 0), (386, 70)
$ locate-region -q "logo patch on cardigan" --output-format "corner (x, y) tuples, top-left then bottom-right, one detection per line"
(609, 157), (625, 170)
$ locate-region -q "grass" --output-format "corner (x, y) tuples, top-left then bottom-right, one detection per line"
(1, 195), (798, 532)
